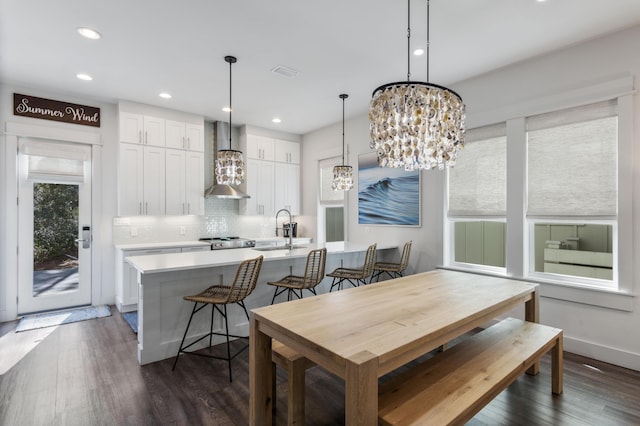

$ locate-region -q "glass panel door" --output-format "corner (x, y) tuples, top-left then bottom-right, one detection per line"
(18, 139), (92, 314)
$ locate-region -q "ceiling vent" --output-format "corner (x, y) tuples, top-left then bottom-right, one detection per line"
(271, 65), (300, 78)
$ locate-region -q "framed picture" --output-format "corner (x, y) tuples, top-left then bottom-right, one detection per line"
(358, 152), (421, 226)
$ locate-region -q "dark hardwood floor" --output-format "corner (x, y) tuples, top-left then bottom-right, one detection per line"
(1, 306), (639, 425)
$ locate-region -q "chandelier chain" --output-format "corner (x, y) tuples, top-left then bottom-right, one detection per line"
(407, 0), (411, 81)
(427, 0), (430, 82)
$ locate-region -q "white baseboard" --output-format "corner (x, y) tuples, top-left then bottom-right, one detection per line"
(564, 335), (640, 372)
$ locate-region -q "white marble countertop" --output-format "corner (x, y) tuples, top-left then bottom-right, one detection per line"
(115, 241), (211, 251)
(126, 241), (395, 274)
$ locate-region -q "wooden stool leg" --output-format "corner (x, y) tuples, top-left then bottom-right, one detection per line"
(287, 358), (306, 426)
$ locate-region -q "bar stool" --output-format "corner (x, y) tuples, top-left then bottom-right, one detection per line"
(268, 248), (327, 304)
(370, 240), (412, 282)
(327, 243), (377, 292)
(172, 255), (263, 382)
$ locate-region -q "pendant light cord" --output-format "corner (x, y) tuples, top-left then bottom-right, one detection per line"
(339, 94), (348, 165)
(228, 58), (232, 149)
(407, 0), (411, 81)
(427, 0), (430, 83)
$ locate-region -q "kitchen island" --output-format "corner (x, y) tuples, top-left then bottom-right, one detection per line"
(127, 242), (397, 365)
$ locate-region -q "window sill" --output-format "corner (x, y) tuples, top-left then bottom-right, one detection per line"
(438, 265), (635, 312)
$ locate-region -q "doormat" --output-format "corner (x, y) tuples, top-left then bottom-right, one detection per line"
(122, 311), (138, 334)
(15, 305), (111, 332)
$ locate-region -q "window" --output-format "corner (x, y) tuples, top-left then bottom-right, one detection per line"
(526, 100), (618, 288)
(447, 123), (506, 270)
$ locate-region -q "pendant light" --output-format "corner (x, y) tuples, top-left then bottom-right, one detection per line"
(332, 94), (353, 191)
(204, 55), (249, 199)
(369, 0), (466, 171)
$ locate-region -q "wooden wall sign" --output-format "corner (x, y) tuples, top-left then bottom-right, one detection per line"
(13, 93), (101, 127)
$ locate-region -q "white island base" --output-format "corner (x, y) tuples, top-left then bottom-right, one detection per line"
(128, 242), (396, 365)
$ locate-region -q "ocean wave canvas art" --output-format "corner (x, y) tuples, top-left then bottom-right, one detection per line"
(358, 152), (420, 226)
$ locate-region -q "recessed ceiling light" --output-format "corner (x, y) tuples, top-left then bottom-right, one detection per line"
(77, 27), (101, 40)
(272, 118), (281, 123)
(222, 106), (232, 112)
(413, 48), (425, 56)
(159, 92), (172, 99)
(76, 73), (93, 81)
(271, 65), (300, 79)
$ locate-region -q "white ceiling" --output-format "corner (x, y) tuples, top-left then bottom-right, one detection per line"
(2, 0), (640, 135)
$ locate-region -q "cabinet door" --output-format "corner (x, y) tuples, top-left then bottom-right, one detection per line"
(143, 116), (165, 146)
(186, 123), (205, 152)
(185, 151), (204, 214)
(165, 120), (186, 149)
(119, 112), (143, 144)
(143, 146), (166, 214)
(275, 163), (300, 215)
(242, 158), (274, 215)
(275, 139), (300, 164)
(120, 247), (180, 309)
(246, 135), (274, 160)
(165, 149), (187, 214)
(118, 143), (144, 215)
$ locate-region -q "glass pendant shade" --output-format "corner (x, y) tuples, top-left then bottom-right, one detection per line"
(215, 149), (245, 185)
(332, 164), (353, 191)
(369, 82), (465, 170)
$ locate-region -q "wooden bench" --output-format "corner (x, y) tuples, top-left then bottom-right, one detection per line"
(378, 317), (563, 426)
(272, 340), (315, 426)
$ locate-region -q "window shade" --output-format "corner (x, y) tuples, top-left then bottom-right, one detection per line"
(319, 156), (344, 202)
(448, 123), (506, 216)
(21, 139), (91, 183)
(527, 100), (617, 216)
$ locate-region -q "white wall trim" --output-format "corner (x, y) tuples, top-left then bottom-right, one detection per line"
(5, 121), (102, 145)
(564, 335), (640, 372)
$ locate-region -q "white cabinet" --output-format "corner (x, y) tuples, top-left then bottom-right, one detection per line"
(246, 135), (275, 160)
(166, 120), (204, 152)
(242, 158), (275, 215)
(166, 149), (205, 215)
(119, 112), (165, 146)
(118, 144), (166, 216)
(275, 139), (300, 164)
(274, 163), (300, 214)
(115, 247), (180, 312)
(241, 132), (301, 216)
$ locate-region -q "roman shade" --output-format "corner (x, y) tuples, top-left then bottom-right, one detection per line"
(448, 123), (507, 216)
(526, 100), (617, 216)
(21, 138), (91, 183)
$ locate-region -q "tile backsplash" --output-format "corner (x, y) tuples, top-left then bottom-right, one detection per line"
(113, 198), (281, 244)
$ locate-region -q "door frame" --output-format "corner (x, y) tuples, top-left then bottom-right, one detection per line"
(17, 140), (93, 314)
(3, 122), (102, 320)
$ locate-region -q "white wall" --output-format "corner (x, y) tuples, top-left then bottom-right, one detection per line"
(300, 25), (640, 370)
(0, 84), (119, 321)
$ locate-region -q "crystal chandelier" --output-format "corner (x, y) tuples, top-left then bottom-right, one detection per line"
(216, 55), (245, 186)
(332, 94), (354, 191)
(369, 0), (465, 171)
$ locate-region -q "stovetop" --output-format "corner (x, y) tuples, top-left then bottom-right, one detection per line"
(199, 236), (256, 250)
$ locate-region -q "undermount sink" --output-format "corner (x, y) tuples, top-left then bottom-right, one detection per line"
(253, 245), (308, 252)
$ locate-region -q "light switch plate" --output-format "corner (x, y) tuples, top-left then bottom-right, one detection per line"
(130, 226), (138, 237)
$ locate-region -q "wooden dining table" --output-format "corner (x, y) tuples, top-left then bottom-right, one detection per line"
(249, 269), (540, 425)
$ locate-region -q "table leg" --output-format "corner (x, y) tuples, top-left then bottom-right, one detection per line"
(250, 314), (273, 426)
(526, 286), (541, 375)
(345, 351), (378, 426)
(552, 333), (564, 395)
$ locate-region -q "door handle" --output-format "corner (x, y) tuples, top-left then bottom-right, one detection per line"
(75, 225), (91, 249)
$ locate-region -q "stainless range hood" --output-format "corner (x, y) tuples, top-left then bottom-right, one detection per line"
(204, 121), (250, 199)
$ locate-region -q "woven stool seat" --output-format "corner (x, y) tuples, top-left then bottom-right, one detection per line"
(327, 243), (377, 291)
(172, 255), (263, 382)
(371, 240), (412, 282)
(268, 248), (326, 304)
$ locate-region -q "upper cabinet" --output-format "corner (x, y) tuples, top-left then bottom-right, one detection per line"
(117, 105), (205, 216)
(119, 112), (165, 146)
(246, 135), (275, 161)
(274, 139), (300, 164)
(240, 131), (301, 216)
(166, 120), (204, 152)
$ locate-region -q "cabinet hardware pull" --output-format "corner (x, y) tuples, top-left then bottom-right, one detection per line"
(145, 131), (148, 144)
(187, 137), (190, 149)
(138, 130), (142, 144)
(187, 202), (191, 213)
(145, 202), (148, 214)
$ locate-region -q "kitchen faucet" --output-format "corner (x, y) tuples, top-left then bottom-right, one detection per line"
(275, 208), (293, 249)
